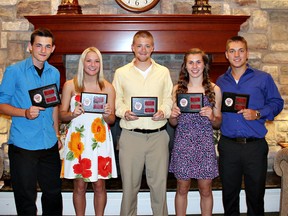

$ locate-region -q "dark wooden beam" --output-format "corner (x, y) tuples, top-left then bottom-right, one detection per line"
(25, 14), (249, 85)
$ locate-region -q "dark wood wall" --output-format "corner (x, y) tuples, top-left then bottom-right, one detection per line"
(25, 14), (249, 87)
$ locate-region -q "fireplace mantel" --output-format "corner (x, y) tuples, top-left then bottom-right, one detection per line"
(25, 14), (249, 86)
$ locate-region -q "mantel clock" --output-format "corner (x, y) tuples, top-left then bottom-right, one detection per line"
(115, 0), (160, 13)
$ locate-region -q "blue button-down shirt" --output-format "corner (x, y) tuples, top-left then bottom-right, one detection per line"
(0, 57), (60, 150)
(216, 65), (284, 138)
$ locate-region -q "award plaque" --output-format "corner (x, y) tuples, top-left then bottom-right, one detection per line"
(221, 92), (250, 112)
(80, 92), (107, 113)
(131, 97), (158, 117)
(29, 83), (60, 108)
(177, 93), (203, 113)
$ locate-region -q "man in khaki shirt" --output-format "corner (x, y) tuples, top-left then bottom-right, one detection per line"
(113, 30), (173, 216)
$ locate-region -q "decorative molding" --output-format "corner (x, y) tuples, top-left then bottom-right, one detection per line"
(25, 14), (249, 86)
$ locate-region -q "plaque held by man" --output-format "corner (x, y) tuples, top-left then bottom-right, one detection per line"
(221, 92), (250, 112)
(131, 97), (158, 117)
(29, 83), (61, 108)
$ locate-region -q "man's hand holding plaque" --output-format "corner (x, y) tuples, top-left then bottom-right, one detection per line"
(131, 97), (158, 117)
(177, 93), (203, 113)
(29, 83), (60, 108)
(221, 92), (250, 112)
(80, 92), (107, 113)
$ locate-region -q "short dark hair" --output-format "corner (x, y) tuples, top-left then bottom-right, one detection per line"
(30, 27), (55, 45)
(226, 36), (248, 51)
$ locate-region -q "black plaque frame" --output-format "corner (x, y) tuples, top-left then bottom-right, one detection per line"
(221, 92), (250, 112)
(29, 83), (60, 108)
(177, 93), (203, 113)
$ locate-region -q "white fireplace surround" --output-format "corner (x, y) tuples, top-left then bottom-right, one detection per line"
(0, 189), (281, 215)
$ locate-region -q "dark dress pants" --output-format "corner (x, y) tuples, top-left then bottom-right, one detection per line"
(218, 136), (268, 216)
(8, 143), (63, 216)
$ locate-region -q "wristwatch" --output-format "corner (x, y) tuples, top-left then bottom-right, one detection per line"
(255, 110), (261, 120)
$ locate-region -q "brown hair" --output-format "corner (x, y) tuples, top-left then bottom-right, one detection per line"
(176, 48), (215, 107)
(226, 35), (248, 51)
(30, 28), (55, 45)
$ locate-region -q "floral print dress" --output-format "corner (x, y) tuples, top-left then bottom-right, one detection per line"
(61, 95), (117, 182)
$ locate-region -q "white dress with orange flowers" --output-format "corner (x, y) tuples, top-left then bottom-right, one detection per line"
(61, 95), (117, 182)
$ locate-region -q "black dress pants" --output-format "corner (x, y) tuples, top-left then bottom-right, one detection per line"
(218, 136), (268, 216)
(8, 143), (63, 216)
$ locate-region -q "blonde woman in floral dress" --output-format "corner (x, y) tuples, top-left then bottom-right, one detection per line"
(59, 47), (117, 216)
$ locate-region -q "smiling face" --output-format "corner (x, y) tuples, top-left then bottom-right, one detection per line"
(131, 36), (154, 64)
(28, 35), (55, 69)
(83, 51), (100, 77)
(185, 53), (205, 79)
(225, 41), (249, 70)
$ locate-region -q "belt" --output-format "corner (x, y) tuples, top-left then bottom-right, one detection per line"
(223, 135), (263, 143)
(129, 125), (166, 134)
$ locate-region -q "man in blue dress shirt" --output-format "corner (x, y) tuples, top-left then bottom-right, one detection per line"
(216, 36), (284, 216)
(0, 28), (62, 215)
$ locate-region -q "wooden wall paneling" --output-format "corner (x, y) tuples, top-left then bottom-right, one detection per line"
(25, 14), (250, 85)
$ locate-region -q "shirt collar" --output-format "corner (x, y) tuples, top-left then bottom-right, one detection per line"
(26, 56), (51, 74)
(226, 64), (254, 77)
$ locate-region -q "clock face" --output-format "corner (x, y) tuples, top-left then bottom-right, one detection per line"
(116, 0), (160, 13)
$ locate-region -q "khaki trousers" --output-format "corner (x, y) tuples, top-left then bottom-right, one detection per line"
(119, 129), (169, 216)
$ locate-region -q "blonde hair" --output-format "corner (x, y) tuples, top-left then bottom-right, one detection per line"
(74, 47), (105, 92)
(132, 30), (154, 46)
